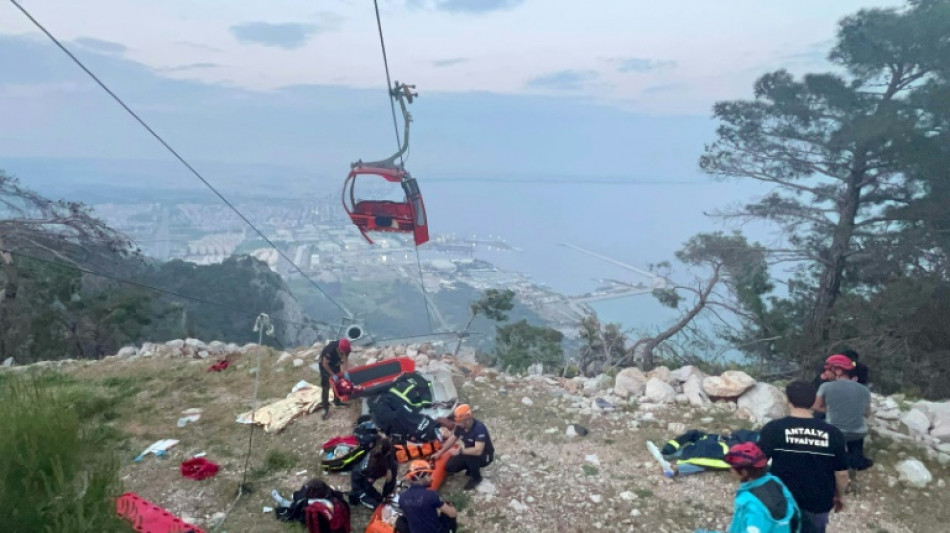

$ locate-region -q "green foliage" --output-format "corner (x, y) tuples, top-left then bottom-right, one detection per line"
(0, 374), (124, 532)
(494, 319), (564, 373)
(470, 289), (515, 322)
(577, 314), (628, 376)
(582, 464), (599, 476)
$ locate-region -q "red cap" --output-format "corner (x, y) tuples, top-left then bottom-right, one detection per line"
(338, 338), (351, 352)
(824, 354), (854, 371)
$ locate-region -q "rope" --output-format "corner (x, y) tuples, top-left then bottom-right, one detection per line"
(373, 0), (404, 166)
(9, 0), (352, 320)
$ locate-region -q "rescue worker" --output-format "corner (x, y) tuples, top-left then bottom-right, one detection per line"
(813, 354), (873, 471)
(349, 421), (398, 510)
(695, 442), (801, 533)
(395, 460), (458, 533)
(320, 338), (352, 420)
(431, 404), (494, 490)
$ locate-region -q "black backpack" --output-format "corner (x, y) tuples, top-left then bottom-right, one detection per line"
(321, 443), (367, 473)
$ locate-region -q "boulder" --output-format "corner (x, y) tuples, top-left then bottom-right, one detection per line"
(670, 365), (705, 383)
(683, 374), (710, 408)
(646, 366), (673, 384)
(117, 346), (137, 358)
(899, 409), (932, 437)
(703, 370), (756, 398)
(527, 363), (543, 376)
(737, 383), (788, 423)
(895, 458), (932, 488)
(614, 367), (647, 399)
(643, 377), (676, 404)
(583, 374), (613, 394)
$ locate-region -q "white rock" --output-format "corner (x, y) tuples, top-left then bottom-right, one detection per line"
(703, 370), (756, 398)
(275, 351), (293, 364)
(527, 363), (543, 376)
(900, 409), (932, 437)
(117, 346), (137, 358)
(166, 339), (185, 349)
(197, 350), (210, 359)
(646, 366), (673, 384)
(619, 491), (635, 501)
(670, 365), (705, 383)
(2, 357), (14, 367)
(293, 358), (305, 368)
(585, 454), (600, 466)
(896, 459), (932, 488)
(875, 408), (901, 421)
(589, 494), (602, 503)
(509, 499), (528, 513)
(683, 374), (710, 408)
(630, 509), (642, 517)
(644, 377), (676, 404)
(614, 367), (648, 399)
(476, 479), (497, 494)
(185, 338), (206, 349)
(737, 383), (788, 423)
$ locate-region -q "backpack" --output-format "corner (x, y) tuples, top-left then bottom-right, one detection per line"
(385, 372), (433, 410)
(321, 442), (366, 473)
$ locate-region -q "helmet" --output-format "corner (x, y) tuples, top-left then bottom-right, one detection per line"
(453, 404), (473, 421)
(824, 354), (854, 371)
(338, 338), (351, 352)
(354, 420), (379, 449)
(406, 459), (433, 480)
(724, 442), (769, 469)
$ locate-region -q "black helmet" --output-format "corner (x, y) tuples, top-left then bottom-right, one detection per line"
(355, 420), (379, 449)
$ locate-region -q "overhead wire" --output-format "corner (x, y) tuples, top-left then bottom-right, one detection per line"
(372, 0), (433, 333)
(8, 0), (352, 321)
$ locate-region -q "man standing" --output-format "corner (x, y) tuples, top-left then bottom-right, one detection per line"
(759, 381), (849, 533)
(814, 354), (873, 471)
(431, 404), (494, 490)
(320, 338), (351, 420)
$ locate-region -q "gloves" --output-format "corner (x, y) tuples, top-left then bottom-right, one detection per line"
(331, 374), (340, 383)
(343, 371), (351, 381)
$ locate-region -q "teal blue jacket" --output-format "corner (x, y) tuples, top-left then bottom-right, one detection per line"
(728, 473), (800, 533)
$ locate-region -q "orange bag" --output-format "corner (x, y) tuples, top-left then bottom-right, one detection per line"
(394, 440), (442, 463)
(364, 503), (397, 533)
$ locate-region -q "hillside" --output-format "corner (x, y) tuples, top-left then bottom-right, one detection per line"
(3, 340), (948, 532)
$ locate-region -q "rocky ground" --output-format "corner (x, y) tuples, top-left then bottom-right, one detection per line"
(6, 339), (949, 532)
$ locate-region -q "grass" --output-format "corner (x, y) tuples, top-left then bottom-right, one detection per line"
(582, 464), (599, 476)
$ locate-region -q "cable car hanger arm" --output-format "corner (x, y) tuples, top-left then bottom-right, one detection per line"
(352, 81), (417, 171)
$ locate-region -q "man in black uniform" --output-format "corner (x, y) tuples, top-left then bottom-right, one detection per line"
(759, 381), (849, 533)
(320, 338), (351, 420)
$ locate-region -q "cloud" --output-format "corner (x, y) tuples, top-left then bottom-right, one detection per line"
(525, 70), (599, 91)
(432, 57), (469, 67)
(409, 0), (525, 14)
(176, 41), (224, 53)
(229, 20), (336, 49)
(73, 37), (127, 55)
(158, 63), (221, 73)
(613, 57), (676, 73)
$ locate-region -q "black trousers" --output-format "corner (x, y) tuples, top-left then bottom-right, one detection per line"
(320, 366), (341, 413)
(445, 452), (492, 481)
(395, 514), (457, 533)
(846, 437), (873, 470)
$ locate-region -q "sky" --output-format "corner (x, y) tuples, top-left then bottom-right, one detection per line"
(0, 0), (909, 314)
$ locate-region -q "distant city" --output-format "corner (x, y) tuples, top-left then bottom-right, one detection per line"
(93, 192), (652, 338)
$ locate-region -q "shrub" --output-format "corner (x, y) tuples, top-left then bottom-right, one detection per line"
(0, 374), (124, 532)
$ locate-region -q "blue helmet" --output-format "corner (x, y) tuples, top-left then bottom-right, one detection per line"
(355, 420), (379, 449)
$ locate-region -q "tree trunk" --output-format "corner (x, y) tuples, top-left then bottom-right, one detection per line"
(809, 156), (865, 342)
(637, 265), (721, 370)
(0, 239), (16, 359)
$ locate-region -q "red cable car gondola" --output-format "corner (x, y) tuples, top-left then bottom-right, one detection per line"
(342, 82), (429, 246)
